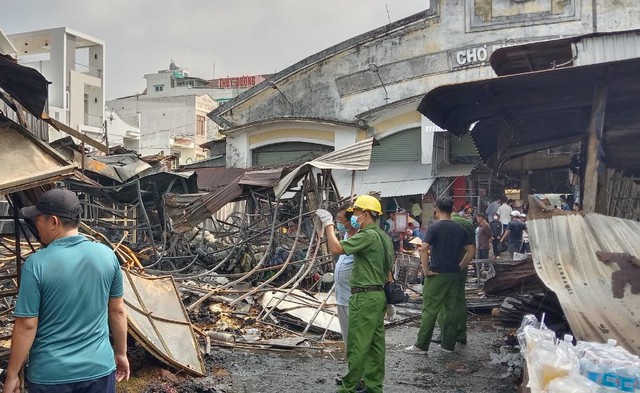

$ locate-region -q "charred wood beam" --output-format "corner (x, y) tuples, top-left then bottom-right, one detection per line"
(583, 75), (609, 213)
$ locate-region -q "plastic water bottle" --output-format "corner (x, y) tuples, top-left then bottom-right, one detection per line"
(616, 365), (635, 392)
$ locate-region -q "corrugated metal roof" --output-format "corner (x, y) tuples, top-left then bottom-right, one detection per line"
(576, 31), (640, 66)
(528, 211), (640, 355)
(418, 57), (640, 171)
(489, 29), (640, 76)
(191, 167), (246, 192)
(239, 168), (283, 187)
(189, 167), (283, 192)
(0, 116), (76, 194)
(91, 154), (152, 182)
(435, 163), (477, 177)
(273, 137), (376, 198)
(165, 177), (243, 233)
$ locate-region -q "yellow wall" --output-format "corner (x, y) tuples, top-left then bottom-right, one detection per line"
(249, 129), (335, 146)
(371, 111), (421, 136)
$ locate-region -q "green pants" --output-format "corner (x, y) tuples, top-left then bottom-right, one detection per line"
(339, 291), (387, 393)
(437, 268), (468, 341)
(416, 272), (460, 351)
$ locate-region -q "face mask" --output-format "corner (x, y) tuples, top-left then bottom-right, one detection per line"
(350, 215), (362, 230)
(336, 222), (347, 234)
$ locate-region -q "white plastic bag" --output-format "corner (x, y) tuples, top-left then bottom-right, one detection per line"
(543, 374), (599, 393)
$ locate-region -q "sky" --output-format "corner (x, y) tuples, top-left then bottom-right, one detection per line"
(1, 1), (427, 100)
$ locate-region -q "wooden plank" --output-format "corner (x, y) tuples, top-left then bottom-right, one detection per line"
(45, 117), (109, 154)
(583, 77), (609, 213)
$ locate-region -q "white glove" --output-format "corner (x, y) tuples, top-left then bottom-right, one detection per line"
(315, 209), (334, 227)
(385, 305), (396, 321)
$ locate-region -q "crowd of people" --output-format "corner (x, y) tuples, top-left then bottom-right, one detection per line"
(314, 193), (540, 392)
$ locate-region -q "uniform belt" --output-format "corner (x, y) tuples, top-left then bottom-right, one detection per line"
(351, 285), (384, 294)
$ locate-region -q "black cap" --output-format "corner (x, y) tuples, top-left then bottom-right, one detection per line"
(20, 189), (82, 219)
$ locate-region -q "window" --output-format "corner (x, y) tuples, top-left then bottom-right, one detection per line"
(154, 84), (164, 92)
(196, 115), (206, 136)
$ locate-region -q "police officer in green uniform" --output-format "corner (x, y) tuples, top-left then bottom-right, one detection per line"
(316, 195), (394, 393)
(431, 212), (473, 346)
(450, 212), (474, 344)
(404, 197), (474, 354)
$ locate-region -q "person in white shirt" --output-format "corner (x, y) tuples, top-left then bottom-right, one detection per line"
(497, 198), (513, 231)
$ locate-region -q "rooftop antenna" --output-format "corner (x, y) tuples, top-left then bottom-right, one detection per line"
(385, 4), (391, 24)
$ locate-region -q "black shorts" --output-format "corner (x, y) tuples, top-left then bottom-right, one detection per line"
(28, 371), (115, 393)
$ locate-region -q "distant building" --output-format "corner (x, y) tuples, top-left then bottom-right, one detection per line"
(9, 27), (107, 145)
(108, 60), (267, 164)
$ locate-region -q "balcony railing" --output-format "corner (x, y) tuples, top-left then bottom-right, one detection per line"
(74, 63), (102, 78)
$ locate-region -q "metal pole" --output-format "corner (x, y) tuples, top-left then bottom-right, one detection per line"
(350, 171), (356, 203)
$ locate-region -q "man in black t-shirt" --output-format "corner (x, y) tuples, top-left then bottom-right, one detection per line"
(404, 197), (475, 354)
(500, 211), (528, 258)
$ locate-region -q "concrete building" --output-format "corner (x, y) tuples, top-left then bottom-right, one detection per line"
(207, 0), (640, 215)
(143, 59), (268, 105)
(108, 92), (216, 163)
(104, 109), (140, 152)
(108, 61), (269, 164)
(9, 27), (106, 145)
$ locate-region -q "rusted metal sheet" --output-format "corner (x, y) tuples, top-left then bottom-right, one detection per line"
(190, 167), (246, 192)
(91, 154), (152, 182)
(483, 258), (541, 295)
(0, 115), (76, 194)
(239, 168), (283, 187)
(189, 167), (283, 192)
(122, 270), (205, 376)
(528, 211), (640, 355)
(165, 176), (243, 233)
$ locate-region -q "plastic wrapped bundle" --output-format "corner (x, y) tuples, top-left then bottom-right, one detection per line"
(543, 374), (599, 393)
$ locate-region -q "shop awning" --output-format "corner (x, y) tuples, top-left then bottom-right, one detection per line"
(332, 161), (475, 198)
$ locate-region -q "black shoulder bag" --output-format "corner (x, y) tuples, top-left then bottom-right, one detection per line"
(374, 229), (407, 304)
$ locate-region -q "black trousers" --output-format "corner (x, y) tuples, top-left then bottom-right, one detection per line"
(492, 238), (501, 257)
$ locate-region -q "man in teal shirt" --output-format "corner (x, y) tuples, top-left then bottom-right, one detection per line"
(316, 195), (394, 393)
(4, 189), (129, 393)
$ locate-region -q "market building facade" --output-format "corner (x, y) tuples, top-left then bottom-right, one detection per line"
(207, 0), (640, 218)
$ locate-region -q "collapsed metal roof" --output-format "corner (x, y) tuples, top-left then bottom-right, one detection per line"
(273, 137), (377, 198)
(186, 167), (282, 192)
(528, 210), (640, 355)
(418, 57), (640, 173)
(0, 115), (76, 194)
(123, 270), (205, 376)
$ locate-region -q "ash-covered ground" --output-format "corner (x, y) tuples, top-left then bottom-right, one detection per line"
(121, 314), (520, 393)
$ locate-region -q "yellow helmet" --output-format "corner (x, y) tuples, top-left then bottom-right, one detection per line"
(353, 194), (382, 215)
